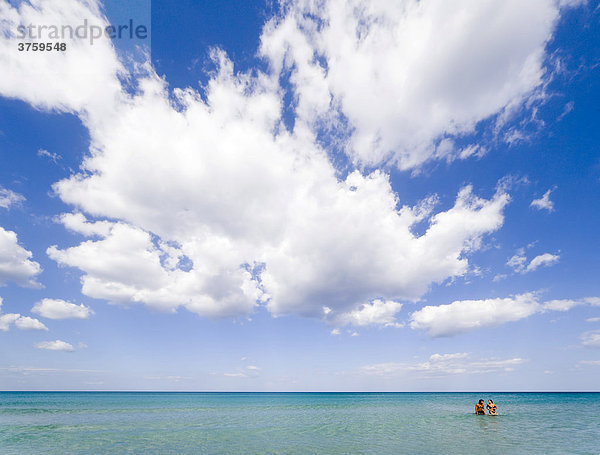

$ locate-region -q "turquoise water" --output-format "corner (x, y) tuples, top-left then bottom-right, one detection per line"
(0, 392), (598, 454)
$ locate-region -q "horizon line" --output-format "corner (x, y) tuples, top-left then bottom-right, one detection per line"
(1, 390), (599, 393)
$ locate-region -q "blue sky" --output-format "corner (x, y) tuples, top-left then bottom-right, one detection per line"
(0, 0), (599, 391)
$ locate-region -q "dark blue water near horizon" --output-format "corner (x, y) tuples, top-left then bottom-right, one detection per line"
(0, 392), (598, 454)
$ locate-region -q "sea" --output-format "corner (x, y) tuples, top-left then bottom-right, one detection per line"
(0, 392), (598, 454)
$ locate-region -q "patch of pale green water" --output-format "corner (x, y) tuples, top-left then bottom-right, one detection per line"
(0, 392), (598, 454)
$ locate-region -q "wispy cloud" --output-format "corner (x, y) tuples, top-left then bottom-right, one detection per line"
(360, 353), (527, 378)
(37, 148), (62, 164)
(581, 331), (600, 348)
(0, 366), (103, 374)
(557, 101), (574, 121)
(35, 340), (75, 352)
(0, 186), (25, 209)
(578, 360), (600, 366)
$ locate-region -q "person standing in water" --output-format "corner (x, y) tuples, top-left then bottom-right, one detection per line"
(475, 399), (485, 415)
(487, 400), (497, 415)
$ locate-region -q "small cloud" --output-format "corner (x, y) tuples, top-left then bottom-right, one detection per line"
(530, 189), (555, 212)
(0, 186), (25, 209)
(37, 148), (62, 164)
(330, 328), (341, 335)
(542, 299), (577, 312)
(585, 297), (600, 307)
(35, 340), (75, 352)
(32, 298), (93, 320)
(579, 360), (600, 366)
(457, 144), (487, 160)
(222, 362), (261, 378)
(557, 101), (574, 121)
(507, 249), (527, 273)
(0, 298), (47, 331)
(14, 316), (48, 331)
(581, 331), (600, 348)
(332, 299), (403, 329)
(507, 248), (559, 274)
(144, 375), (190, 382)
(525, 253), (560, 273)
(504, 128), (529, 146)
(586, 317), (600, 323)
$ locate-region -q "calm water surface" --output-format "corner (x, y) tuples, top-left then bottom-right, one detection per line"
(0, 392), (598, 454)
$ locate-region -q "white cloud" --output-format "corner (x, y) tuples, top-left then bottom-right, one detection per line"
(0, 226), (42, 288)
(542, 298), (581, 312)
(222, 364), (261, 378)
(411, 293), (600, 337)
(526, 253), (560, 272)
(410, 293), (541, 337)
(57, 213), (113, 237)
(0, 298), (47, 331)
(0, 186), (25, 209)
(35, 340), (75, 352)
(14, 316), (48, 331)
(507, 248), (559, 274)
(530, 189), (555, 212)
(32, 298), (93, 320)
(584, 297), (600, 306)
(37, 44), (508, 323)
(260, 0), (572, 169)
(0, 312), (20, 331)
(330, 328), (341, 335)
(48, 181), (509, 320)
(2, 0), (516, 324)
(579, 360), (600, 366)
(0, 0), (123, 114)
(48, 221), (263, 316)
(360, 353), (526, 377)
(586, 317), (600, 323)
(333, 299), (403, 328)
(581, 331), (600, 348)
(540, 296), (600, 312)
(507, 249), (527, 273)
